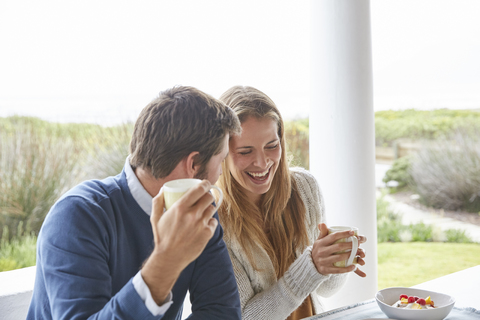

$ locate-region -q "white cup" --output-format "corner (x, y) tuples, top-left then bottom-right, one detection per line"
(163, 178), (223, 210)
(328, 226), (359, 267)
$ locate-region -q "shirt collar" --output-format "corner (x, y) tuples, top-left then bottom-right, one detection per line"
(125, 156), (152, 216)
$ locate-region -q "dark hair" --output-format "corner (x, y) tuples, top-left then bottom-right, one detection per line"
(130, 86), (241, 178)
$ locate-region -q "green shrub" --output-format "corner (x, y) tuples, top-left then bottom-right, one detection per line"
(0, 117), (135, 240)
(284, 118), (309, 169)
(375, 109), (480, 147)
(377, 192), (403, 242)
(382, 156), (413, 190)
(82, 123), (133, 180)
(410, 130), (480, 212)
(376, 192), (473, 243)
(409, 222), (433, 242)
(0, 225), (37, 272)
(445, 229), (474, 243)
(0, 122), (86, 239)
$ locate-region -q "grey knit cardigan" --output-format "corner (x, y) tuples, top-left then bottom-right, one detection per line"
(224, 168), (349, 320)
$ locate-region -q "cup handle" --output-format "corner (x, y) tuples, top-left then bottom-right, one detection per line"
(346, 235), (358, 266)
(210, 185), (223, 209)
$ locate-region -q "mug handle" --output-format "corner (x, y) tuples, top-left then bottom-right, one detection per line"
(210, 185), (223, 209)
(346, 235), (358, 266)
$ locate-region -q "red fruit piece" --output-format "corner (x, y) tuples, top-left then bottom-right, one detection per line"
(414, 296), (419, 301)
(417, 298), (426, 306)
(400, 294), (408, 300)
(408, 296), (415, 303)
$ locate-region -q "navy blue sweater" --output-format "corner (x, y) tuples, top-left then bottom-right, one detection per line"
(27, 169), (241, 319)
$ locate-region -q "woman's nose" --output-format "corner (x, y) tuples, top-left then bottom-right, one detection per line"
(253, 151), (268, 168)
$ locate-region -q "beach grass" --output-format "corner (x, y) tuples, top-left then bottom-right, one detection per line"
(0, 228), (36, 271)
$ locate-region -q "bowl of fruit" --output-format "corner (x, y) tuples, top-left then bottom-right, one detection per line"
(375, 287), (455, 320)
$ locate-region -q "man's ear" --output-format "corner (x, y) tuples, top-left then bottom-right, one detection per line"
(184, 151), (200, 178)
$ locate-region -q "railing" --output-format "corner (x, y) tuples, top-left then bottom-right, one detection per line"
(0, 266), (35, 320)
(375, 139), (421, 164)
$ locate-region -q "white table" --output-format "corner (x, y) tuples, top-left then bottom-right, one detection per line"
(303, 265), (480, 319)
(412, 265), (480, 309)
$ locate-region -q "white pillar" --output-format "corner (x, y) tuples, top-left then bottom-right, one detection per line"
(310, 0), (377, 310)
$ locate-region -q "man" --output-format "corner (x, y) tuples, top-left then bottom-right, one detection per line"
(27, 86), (242, 319)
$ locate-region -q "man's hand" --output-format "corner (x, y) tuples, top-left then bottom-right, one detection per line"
(311, 223), (367, 277)
(141, 180), (218, 304)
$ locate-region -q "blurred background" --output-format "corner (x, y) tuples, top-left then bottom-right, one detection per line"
(1, 0), (479, 124)
(1, 0), (480, 314)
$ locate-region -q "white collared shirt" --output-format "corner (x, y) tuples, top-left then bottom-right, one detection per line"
(125, 157), (174, 316)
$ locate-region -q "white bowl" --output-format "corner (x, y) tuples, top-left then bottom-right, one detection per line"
(375, 287), (455, 320)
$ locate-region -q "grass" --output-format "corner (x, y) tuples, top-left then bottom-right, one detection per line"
(375, 109), (480, 147)
(0, 232), (36, 271)
(377, 242), (480, 290)
(0, 116), (132, 240)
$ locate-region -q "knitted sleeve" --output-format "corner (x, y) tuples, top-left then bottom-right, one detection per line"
(229, 244), (333, 320)
(291, 168), (349, 298)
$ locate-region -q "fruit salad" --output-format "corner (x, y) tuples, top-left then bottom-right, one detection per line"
(392, 294), (436, 309)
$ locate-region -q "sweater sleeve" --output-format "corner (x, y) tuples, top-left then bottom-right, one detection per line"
(231, 245), (332, 320)
(291, 168), (349, 298)
(33, 196), (162, 320)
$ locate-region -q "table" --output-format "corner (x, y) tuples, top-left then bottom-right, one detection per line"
(412, 265), (480, 309)
(302, 265), (480, 319)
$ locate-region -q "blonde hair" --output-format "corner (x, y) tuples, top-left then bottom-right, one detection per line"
(218, 86), (308, 278)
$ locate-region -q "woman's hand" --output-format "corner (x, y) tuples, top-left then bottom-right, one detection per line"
(311, 223), (367, 277)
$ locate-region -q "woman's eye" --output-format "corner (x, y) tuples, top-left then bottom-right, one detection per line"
(239, 151), (251, 155)
(267, 144), (279, 150)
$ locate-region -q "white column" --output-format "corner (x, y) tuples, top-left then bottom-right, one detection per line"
(310, 0), (377, 310)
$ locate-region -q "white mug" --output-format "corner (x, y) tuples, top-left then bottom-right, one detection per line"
(328, 226), (359, 267)
(163, 179), (223, 210)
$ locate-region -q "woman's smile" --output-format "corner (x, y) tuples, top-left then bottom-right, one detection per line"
(245, 165), (272, 183)
(227, 116), (281, 202)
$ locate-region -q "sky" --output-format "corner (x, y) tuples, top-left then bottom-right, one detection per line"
(1, 0), (480, 124)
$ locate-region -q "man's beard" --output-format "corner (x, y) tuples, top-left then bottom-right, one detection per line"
(193, 165), (208, 180)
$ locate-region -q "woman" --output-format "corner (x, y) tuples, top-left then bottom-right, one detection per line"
(217, 86), (367, 320)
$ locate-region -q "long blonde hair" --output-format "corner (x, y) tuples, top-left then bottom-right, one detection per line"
(218, 86), (308, 278)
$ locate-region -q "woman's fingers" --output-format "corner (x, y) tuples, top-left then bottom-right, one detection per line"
(315, 262), (357, 275)
(315, 240), (359, 258)
(354, 267), (367, 277)
(356, 256), (366, 266)
(357, 234), (367, 244)
(356, 247), (366, 259)
(312, 225), (368, 277)
(317, 223), (329, 240)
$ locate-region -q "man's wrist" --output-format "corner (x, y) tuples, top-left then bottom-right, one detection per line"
(141, 250), (183, 304)
(133, 271), (174, 316)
